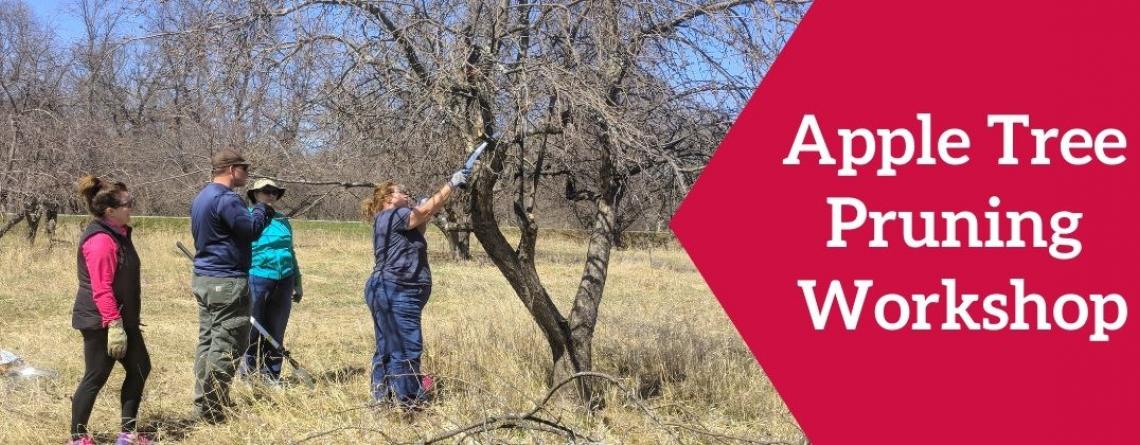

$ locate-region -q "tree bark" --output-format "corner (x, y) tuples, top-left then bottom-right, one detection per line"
(43, 202), (58, 248)
(24, 200), (41, 245)
(469, 136), (586, 389)
(565, 155), (623, 406)
(432, 200), (474, 261)
(0, 115), (17, 212)
(0, 210), (26, 241)
(445, 229), (472, 261)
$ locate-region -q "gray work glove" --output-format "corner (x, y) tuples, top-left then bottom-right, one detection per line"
(107, 320), (128, 359)
(448, 169), (471, 188)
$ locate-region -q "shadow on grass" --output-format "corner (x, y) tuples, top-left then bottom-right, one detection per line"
(300, 365), (366, 385)
(136, 412), (199, 442)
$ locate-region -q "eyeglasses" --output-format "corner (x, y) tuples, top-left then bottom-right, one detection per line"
(117, 197), (135, 209)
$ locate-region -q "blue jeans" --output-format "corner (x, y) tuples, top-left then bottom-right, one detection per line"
(242, 274), (295, 380)
(364, 274), (431, 405)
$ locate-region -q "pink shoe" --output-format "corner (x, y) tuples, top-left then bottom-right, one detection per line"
(115, 432), (153, 445)
(421, 374), (434, 393)
(67, 436), (96, 445)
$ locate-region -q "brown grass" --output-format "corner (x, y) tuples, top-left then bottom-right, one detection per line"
(0, 217), (802, 444)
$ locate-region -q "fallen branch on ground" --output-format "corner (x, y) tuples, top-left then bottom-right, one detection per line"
(290, 371), (797, 445)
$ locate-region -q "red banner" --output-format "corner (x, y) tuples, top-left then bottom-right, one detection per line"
(672, 2), (1140, 444)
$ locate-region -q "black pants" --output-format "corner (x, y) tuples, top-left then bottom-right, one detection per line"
(70, 327), (151, 437)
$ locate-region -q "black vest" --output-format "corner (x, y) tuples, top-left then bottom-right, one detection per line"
(72, 220), (141, 330)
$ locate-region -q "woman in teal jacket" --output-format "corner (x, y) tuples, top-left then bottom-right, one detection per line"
(241, 179), (302, 382)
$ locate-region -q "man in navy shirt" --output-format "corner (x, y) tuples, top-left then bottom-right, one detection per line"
(189, 148), (272, 423)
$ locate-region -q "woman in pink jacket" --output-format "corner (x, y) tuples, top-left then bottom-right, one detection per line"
(68, 175), (151, 445)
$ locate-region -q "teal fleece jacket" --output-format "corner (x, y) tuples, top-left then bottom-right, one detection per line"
(249, 210), (302, 291)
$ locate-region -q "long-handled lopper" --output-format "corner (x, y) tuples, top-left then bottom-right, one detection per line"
(176, 241), (315, 387)
(458, 133), (496, 189)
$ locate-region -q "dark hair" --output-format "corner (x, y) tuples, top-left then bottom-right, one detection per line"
(76, 175), (128, 217)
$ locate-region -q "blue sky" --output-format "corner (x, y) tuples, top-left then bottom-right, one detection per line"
(26, 0), (86, 43)
(22, 0), (799, 115)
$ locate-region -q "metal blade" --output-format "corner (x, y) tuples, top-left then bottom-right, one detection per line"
(463, 133), (499, 170)
(464, 139), (490, 170)
(249, 316), (285, 352)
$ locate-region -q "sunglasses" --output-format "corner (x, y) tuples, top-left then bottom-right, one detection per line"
(117, 197), (135, 209)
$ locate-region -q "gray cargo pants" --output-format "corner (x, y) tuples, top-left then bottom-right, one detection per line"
(191, 274), (251, 422)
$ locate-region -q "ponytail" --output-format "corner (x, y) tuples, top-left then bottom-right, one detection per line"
(76, 175), (127, 217)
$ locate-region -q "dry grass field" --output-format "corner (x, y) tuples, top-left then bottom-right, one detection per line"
(0, 216), (802, 444)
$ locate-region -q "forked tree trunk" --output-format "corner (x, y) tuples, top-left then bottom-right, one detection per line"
(469, 135), (623, 406)
(469, 137), (580, 379)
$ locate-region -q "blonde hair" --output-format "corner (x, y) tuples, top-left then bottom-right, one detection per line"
(76, 175), (128, 217)
(361, 181), (399, 222)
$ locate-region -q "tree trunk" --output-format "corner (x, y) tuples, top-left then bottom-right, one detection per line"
(43, 202), (58, 248)
(0, 115), (18, 213)
(612, 227), (626, 250)
(431, 198), (473, 261)
(445, 228), (471, 261)
(0, 210), (26, 241)
(24, 201), (41, 245)
(566, 158), (624, 406)
(468, 137), (588, 393)
(430, 220), (473, 261)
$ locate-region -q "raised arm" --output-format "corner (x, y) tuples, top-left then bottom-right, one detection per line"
(407, 170), (469, 229)
(219, 194), (272, 241)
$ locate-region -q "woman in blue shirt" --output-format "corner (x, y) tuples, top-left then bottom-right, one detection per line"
(361, 168), (468, 407)
(241, 179), (302, 382)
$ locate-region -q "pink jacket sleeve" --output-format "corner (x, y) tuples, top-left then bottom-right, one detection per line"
(81, 233), (122, 327)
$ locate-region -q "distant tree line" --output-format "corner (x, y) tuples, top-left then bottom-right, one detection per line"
(0, 0), (807, 398)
